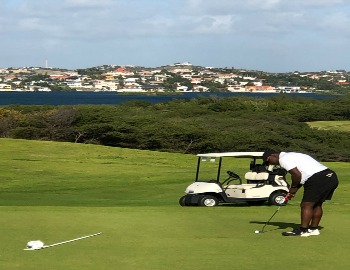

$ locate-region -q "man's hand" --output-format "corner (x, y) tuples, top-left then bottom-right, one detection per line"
(289, 186), (299, 195)
(285, 192), (295, 201)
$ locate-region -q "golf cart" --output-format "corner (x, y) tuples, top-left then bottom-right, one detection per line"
(179, 152), (289, 207)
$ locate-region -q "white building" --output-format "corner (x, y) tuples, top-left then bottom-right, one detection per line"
(277, 86), (301, 92)
(0, 83), (12, 90)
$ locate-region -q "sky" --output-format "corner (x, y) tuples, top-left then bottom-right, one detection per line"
(1, 0), (350, 72)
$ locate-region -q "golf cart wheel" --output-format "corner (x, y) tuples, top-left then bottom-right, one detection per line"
(198, 195), (219, 207)
(179, 195), (188, 206)
(268, 191), (288, 206)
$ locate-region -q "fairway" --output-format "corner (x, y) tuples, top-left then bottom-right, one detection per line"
(1, 139), (349, 270)
(307, 120), (350, 132)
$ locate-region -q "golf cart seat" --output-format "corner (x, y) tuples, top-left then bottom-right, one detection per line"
(245, 171), (288, 187)
(245, 172), (269, 183)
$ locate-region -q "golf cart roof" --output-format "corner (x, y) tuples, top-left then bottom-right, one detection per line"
(197, 152), (264, 158)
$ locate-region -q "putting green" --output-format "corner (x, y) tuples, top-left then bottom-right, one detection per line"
(2, 205), (350, 270)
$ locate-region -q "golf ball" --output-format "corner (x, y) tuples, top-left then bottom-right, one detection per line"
(254, 230), (260, 234)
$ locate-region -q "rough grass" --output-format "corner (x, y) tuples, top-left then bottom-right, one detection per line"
(0, 139), (349, 270)
(307, 120), (350, 132)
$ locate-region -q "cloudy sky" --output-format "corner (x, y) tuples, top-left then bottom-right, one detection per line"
(1, 0), (350, 72)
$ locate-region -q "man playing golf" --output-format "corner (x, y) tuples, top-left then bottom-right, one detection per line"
(262, 149), (339, 237)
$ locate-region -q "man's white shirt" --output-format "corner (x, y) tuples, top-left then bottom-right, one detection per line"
(279, 152), (328, 184)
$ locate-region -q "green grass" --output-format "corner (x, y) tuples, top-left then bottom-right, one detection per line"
(1, 139), (350, 270)
(307, 120), (350, 132)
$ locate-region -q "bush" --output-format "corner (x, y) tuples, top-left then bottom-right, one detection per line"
(1, 95), (349, 161)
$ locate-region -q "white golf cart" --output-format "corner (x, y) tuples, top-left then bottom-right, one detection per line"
(179, 152), (289, 207)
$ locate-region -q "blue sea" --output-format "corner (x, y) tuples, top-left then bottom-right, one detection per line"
(0, 91), (337, 106)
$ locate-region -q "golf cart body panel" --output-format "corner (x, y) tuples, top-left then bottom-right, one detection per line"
(186, 182), (223, 194)
(180, 152), (289, 207)
(224, 184), (284, 199)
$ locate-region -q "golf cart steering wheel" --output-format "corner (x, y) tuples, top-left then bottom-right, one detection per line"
(226, 171), (242, 185)
(227, 170), (240, 179)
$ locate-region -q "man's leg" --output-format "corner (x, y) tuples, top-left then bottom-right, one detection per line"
(282, 201), (314, 236)
(310, 203), (323, 228)
(300, 201), (315, 228)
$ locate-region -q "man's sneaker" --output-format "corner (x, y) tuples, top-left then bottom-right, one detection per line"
(282, 228), (310, 237)
(308, 229), (320, 236)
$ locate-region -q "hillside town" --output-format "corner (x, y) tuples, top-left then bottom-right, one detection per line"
(0, 62), (349, 93)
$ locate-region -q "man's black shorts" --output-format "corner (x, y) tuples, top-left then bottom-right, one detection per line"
(302, 169), (339, 203)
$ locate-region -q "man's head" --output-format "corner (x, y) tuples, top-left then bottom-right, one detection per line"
(262, 149), (280, 165)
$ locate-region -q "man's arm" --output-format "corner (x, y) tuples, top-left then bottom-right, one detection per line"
(288, 167), (302, 198)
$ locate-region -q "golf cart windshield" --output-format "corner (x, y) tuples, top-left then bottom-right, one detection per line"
(195, 152), (264, 183)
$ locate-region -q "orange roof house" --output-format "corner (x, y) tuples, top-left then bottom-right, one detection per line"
(245, 85), (275, 92)
(111, 68), (134, 76)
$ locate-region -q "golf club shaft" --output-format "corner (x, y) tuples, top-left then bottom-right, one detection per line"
(260, 195), (289, 232)
(261, 206), (281, 232)
(43, 232), (102, 248)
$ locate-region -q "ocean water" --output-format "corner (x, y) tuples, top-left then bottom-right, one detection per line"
(0, 91), (335, 106)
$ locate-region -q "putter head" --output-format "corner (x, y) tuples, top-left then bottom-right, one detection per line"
(254, 230), (264, 234)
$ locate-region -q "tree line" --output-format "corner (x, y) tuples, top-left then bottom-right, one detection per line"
(1, 94), (349, 161)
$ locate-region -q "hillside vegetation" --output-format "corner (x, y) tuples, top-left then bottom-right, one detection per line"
(1, 94), (350, 161)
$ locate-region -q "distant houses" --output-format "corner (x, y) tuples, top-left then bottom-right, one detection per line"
(0, 63), (348, 93)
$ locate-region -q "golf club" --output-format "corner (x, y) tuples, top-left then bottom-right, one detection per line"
(24, 232), (102, 251)
(255, 195), (289, 234)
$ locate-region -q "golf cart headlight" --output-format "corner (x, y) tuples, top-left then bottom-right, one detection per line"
(188, 190), (194, 193)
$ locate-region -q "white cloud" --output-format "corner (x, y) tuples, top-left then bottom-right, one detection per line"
(185, 0), (346, 13)
(61, 0), (115, 8)
(295, 0), (345, 7)
(320, 12), (350, 35)
(2, 0), (348, 39)
(185, 0), (281, 14)
(1, 0), (350, 70)
(191, 15), (236, 34)
(141, 14), (237, 36)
